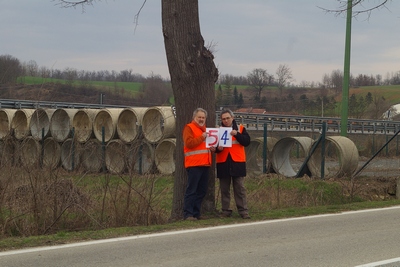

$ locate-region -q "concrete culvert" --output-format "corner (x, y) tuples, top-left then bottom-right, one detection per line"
(271, 136), (314, 178)
(0, 109), (17, 139)
(307, 136), (359, 178)
(0, 137), (16, 167)
(93, 108), (123, 143)
(155, 138), (176, 174)
(43, 137), (61, 170)
(11, 109), (35, 140)
(127, 140), (155, 174)
(61, 138), (81, 171)
(50, 109), (78, 142)
(105, 139), (127, 174)
(245, 137), (278, 175)
(117, 107), (147, 143)
(20, 136), (41, 168)
(30, 108), (56, 141)
(72, 109), (99, 143)
(142, 106), (176, 144)
(81, 139), (103, 173)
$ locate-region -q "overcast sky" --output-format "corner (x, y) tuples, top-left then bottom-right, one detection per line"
(1, 0), (400, 84)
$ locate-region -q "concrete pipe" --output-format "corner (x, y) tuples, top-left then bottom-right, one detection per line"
(30, 108), (56, 141)
(61, 138), (81, 171)
(11, 109), (35, 140)
(42, 137), (61, 170)
(127, 140), (155, 174)
(307, 136), (359, 178)
(105, 139), (127, 174)
(93, 108), (123, 143)
(0, 109), (17, 139)
(20, 136), (41, 168)
(50, 108), (78, 142)
(155, 138), (176, 174)
(271, 136), (314, 178)
(245, 137), (278, 175)
(142, 106), (176, 144)
(117, 107), (147, 143)
(81, 139), (103, 173)
(0, 137), (16, 167)
(72, 109), (99, 143)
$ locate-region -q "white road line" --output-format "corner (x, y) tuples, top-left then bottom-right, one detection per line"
(1, 205), (400, 257)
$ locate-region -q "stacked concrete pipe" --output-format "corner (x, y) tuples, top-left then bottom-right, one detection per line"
(81, 139), (103, 173)
(20, 136), (41, 168)
(30, 108), (55, 141)
(105, 139), (127, 174)
(0, 109), (17, 139)
(11, 109), (35, 140)
(42, 137), (61, 170)
(61, 138), (81, 171)
(142, 106), (176, 144)
(72, 109), (99, 143)
(155, 138), (176, 174)
(127, 140), (155, 174)
(117, 107), (147, 143)
(50, 108), (78, 142)
(93, 108), (123, 143)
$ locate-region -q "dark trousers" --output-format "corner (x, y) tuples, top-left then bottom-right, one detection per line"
(219, 176), (248, 216)
(183, 166), (209, 219)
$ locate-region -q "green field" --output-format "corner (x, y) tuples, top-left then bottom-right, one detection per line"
(17, 76), (143, 93)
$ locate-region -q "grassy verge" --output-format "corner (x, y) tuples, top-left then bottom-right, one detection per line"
(0, 168), (398, 252)
(1, 199), (400, 252)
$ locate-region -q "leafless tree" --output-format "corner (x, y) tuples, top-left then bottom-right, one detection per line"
(56, 0), (219, 220)
(318, 0), (391, 18)
(247, 68), (273, 100)
(275, 64), (293, 96)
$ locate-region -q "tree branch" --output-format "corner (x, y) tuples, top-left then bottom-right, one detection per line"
(318, 0), (390, 19)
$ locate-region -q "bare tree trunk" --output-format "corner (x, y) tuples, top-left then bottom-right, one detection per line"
(162, 0), (219, 220)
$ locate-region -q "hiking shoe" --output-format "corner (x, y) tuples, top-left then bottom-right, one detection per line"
(219, 212), (232, 218)
(241, 214), (251, 219)
(184, 216), (197, 221)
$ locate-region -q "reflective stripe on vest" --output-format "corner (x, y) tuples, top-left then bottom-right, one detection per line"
(184, 149), (209, 157)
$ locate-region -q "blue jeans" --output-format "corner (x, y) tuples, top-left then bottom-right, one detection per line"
(183, 166), (209, 219)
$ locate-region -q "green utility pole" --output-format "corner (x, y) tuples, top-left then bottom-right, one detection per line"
(341, 0), (353, 136)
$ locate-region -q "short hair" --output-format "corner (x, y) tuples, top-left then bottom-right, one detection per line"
(220, 109), (234, 118)
(193, 108), (208, 119)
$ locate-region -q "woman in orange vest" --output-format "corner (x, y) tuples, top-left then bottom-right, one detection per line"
(183, 108), (216, 221)
(216, 109), (251, 219)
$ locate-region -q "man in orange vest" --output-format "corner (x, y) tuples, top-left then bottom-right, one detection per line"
(183, 108), (216, 221)
(216, 109), (251, 219)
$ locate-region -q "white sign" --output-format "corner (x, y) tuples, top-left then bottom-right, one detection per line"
(205, 127), (233, 148)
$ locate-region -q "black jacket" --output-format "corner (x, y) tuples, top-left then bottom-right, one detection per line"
(216, 120), (250, 178)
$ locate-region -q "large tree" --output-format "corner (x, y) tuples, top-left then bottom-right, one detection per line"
(162, 0), (218, 219)
(58, 0), (219, 220)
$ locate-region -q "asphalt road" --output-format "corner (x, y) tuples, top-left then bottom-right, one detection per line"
(1, 206), (400, 267)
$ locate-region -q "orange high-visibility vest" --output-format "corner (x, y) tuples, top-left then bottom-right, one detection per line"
(184, 123), (211, 168)
(216, 124), (246, 163)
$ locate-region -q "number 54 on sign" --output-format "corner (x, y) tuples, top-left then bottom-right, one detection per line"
(205, 127), (232, 148)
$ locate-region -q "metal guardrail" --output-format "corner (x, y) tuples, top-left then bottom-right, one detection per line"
(1, 98), (399, 134)
(0, 98), (125, 109)
(231, 112), (400, 135)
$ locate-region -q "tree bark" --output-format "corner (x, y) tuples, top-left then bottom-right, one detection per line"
(162, 0), (218, 220)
